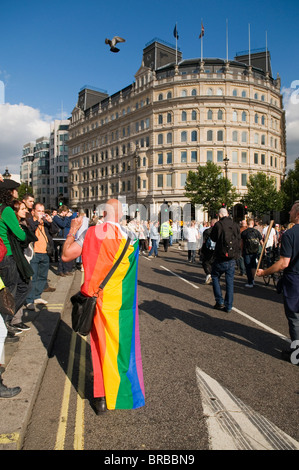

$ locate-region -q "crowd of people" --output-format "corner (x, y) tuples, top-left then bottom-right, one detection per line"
(0, 178), (298, 400)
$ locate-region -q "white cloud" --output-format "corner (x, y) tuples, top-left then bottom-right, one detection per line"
(282, 85), (299, 172)
(0, 103), (51, 175)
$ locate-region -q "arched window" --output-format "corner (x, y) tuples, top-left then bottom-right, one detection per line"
(241, 90), (247, 98)
(181, 89), (187, 97)
(232, 111), (238, 122)
(191, 89), (197, 96)
(208, 109), (213, 120)
(167, 132), (172, 144)
(181, 111), (187, 121)
(232, 89), (237, 97)
(158, 114), (163, 124)
(242, 131), (247, 143)
(181, 131), (187, 142)
(255, 113), (258, 124)
(167, 113), (172, 123)
(191, 110), (197, 120)
(207, 88), (213, 96)
(167, 91), (172, 99)
(158, 134), (163, 145)
(261, 115), (265, 125)
(191, 130), (197, 141)
(218, 109), (223, 120)
(207, 130), (213, 141)
(242, 111), (247, 122)
(254, 93), (258, 100)
(217, 130), (223, 141)
(217, 88), (223, 96)
(232, 131), (238, 142)
(158, 93), (163, 101)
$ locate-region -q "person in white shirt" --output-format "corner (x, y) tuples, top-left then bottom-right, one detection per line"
(262, 224), (277, 267)
(186, 221), (199, 263)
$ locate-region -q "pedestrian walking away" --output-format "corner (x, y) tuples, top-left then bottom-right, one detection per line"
(210, 207), (241, 313)
(241, 218), (263, 288)
(62, 199), (145, 414)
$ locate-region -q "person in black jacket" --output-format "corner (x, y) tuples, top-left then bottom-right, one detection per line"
(25, 203), (59, 310)
(210, 208), (241, 313)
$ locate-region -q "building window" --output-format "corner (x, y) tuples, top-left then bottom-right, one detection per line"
(167, 152), (172, 164)
(207, 130), (213, 141)
(261, 115), (265, 125)
(181, 173), (187, 186)
(167, 113), (172, 123)
(255, 113), (258, 124)
(181, 131), (187, 142)
(232, 173), (238, 186)
(232, 131), (238, 142)
(241, 131), (247, 143)
(232, 111), (237, 122)
(166, 174), (172, 187)
(207, 109), (213, 120)
(167, 132), (172, 143)
(241, 174), (247, 186)
(191, 130), (197, 141)
(158, 93), (163, 101)
(217, 150), (223, 162)
(181, 111), (187, 121)
(191, 151), (197, 163)
(242, 111), (247, 122)
(158, 153), (163, 165)
(241, 152), (247, 163)
(157, 174), (163, 187)
(232, 151), (238, 163)
(232, 89), (237, 97)
(191, 110), (197, 120)
(167, 92), (172, 99)
(261, 135), (265, 145)
(241, 90), (247, 98)
(181, 89), (187, 97)
(218, 109), (223, 120)
(191, 89), (197, 96)
(207, 150), (213, 162)
(217, 130), (223, 141)
(181, 151), (187, 163)
(217, 88), (223, 96)
(158, 134), (163, 145)
(254, 153), (258, 164)
(158, 114), (163, 124)
(207, 88), (213, 96)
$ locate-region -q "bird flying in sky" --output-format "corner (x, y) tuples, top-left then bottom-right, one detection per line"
(105, 36), (126, 53)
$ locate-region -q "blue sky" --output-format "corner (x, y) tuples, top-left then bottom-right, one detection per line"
(1, 0), (299, 174)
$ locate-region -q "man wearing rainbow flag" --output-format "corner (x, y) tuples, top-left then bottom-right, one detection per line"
(62, 199), (145, 414)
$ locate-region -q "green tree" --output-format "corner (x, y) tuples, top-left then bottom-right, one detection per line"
(281, 157), (299, 209)
(18, 183), (33, 201)
(185, 161), (239, 217)
(242, 172), (283, 217)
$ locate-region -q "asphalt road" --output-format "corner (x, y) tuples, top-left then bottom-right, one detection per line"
(22, 247), (299, 451)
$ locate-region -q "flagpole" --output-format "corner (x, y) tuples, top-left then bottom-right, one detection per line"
(248, 23), (251, 66)
(201, 18), (203, 62)
(266, 31), (268, 73)
(226, 19), (228, 63)
(176, 22), (178, 65)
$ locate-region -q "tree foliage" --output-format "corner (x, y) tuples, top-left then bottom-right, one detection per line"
(242, 172), (283, 217)
(281, 157), (299, 209)
(185, 161), (239, 217)
(17, 183), (33, 201)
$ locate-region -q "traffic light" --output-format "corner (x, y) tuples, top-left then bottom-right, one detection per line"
(244, 205), (248, 215)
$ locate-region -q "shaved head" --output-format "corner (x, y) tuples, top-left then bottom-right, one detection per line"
(104, 199), (123, 222)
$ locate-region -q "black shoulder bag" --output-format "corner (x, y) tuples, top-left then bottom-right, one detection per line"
(71, 237), (131, 336)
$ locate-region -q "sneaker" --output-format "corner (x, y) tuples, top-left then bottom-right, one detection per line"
(245, 283), (254, 288)
(26, 303), (35, 310)
(148, 255), (154, 259)
(34, 298), (48, 305)
(12, 322), (30, 331)
(0, 377), (21, 398)
(223, 307), (232, 313)
(5, 331), (19, 343)
(5, 322), (23, 335)
(205, 274), (212, 284)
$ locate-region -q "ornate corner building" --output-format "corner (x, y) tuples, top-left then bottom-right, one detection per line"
(68, 39), (286, 219)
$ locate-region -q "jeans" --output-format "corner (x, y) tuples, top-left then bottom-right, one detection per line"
(0, 256), (31, 315)
(211, 259), (235, 311)
(283, 299), (299, 342)
(26, 252), (49, 303)
(149, 239), (158, 257)
(243, 253), (258, 285)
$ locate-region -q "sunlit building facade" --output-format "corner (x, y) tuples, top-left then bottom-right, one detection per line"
(68, 39), (286, 220)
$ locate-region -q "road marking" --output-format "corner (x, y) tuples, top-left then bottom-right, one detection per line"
(196, 367), (299, 450)
(74, 335), (87, 450)
(160, 265), (199, 289)
(232, 307), (290, 344)
(0, 432), (20, 445)
(54, 331), (77, 450)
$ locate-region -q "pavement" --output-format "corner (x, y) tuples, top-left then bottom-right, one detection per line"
(0, 264), (76, 450)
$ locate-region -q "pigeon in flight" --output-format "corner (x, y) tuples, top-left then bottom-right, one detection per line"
(105, 36), (126, 53)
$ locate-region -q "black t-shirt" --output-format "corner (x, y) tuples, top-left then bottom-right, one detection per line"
(280, 224), (299, 274)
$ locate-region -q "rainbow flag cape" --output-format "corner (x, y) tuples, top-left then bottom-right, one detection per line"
(81, 222), (145, 410)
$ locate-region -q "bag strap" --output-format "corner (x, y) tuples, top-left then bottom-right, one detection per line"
(95, 237), (132, 295)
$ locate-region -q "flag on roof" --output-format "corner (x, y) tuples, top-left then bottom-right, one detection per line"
(199, 23), (205, 39)
(173, 24), (179, 39)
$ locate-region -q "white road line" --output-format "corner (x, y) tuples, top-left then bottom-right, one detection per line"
(160, 265), (199, 289)
(196, 367), (299, 450)
(232, 307), (290, 344)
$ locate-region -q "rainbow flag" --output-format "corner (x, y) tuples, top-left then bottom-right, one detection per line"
(81, 222), (145, 410)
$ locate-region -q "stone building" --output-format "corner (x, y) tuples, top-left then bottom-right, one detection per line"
(68, 39), (286, 221)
